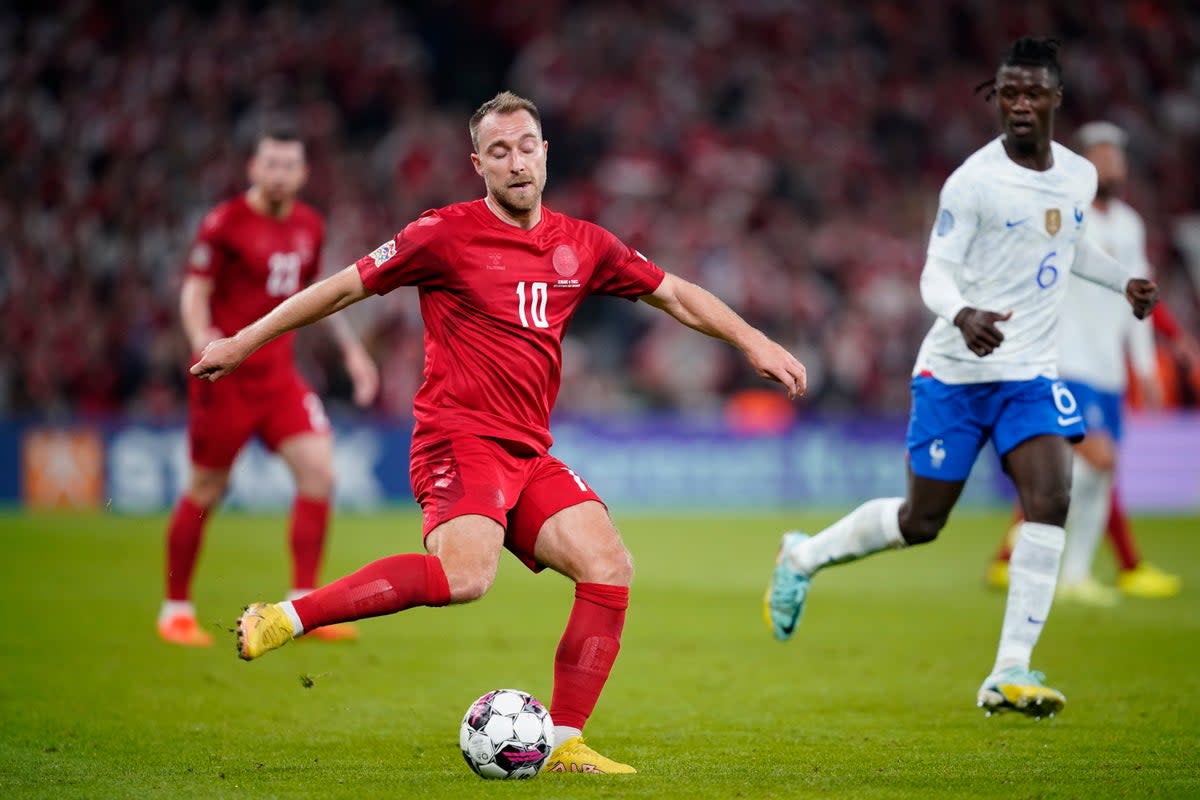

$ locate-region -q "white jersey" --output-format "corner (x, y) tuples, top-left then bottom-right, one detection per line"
(1056, 198), (1156, 393)
(914, 137), (1100, 383)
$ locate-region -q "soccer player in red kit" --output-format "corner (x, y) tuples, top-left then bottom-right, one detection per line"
(160, 129), (379, 647)
(192, 93), (806, 773)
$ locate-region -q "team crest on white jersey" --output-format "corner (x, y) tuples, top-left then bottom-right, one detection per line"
(929, 438), (947, 469)
(1044, 208), (1061, 235)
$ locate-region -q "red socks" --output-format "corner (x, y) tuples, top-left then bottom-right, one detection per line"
(291, 554), (450, 630)
(289, 495), (330, 590)
(550, 583), (629, 730)
(165, 497), (209, 601)
(1106, 487), (1140, 571)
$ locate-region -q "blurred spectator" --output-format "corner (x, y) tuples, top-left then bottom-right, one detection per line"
(2, 0), (1198, 420)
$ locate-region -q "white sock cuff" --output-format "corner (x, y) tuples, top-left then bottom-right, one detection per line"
(877, 497), (905, 548)
(552, 726), (582, 746)
(1017, 521), (1065, 550)
(279, 600), (304, 636)
(159, 600), (196, 621)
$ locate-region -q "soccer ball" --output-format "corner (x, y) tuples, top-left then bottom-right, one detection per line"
(459, 689), (555, 779)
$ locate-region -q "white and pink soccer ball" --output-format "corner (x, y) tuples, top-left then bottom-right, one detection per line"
(459, 689), (555, 779)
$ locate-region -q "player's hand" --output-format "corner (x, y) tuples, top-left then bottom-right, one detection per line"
(1125, 278), (1158, 320)
(189, 326), (224, 355)
(954, 307), (1012, 357)
(343, 344), (380, 407)
(189, 336), (249, 382)
(744, 337), (807, 399)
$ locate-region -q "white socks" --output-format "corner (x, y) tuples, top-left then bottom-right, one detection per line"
(1059, 458), (1113, 585)
(279, 600), (304, 636)
(993, 521), (1064, 674)
(786, 497), (906, 576)
(159, 599), (196, 621)
(552, 726), (582, 747)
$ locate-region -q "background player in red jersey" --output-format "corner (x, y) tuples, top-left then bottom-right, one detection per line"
(159, 129), (380, 647)
(191, 92), (807, 774)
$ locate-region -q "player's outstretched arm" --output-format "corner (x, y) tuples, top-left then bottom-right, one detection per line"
(191, 264), (371, 382)
(1073, 238), (1158, 319)
(640, 272), (807, 398)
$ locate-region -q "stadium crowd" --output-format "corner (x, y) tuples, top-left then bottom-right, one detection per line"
(2, 0), (1199, 420)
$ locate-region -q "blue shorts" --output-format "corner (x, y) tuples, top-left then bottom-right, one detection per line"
(1062, 380), (1123, 442)
(907, 375), (1087, 481)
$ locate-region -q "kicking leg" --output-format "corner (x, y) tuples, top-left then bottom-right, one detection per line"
(236, 515), (497, 660)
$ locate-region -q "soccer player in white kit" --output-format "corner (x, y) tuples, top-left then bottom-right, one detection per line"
(763, 38), (1159, 718)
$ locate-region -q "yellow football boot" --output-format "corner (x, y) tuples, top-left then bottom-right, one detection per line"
(543, 736), (636, 774)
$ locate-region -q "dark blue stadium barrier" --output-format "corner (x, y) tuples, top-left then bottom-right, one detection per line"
(1, 414), (1010, 512)
(3, 412), (1197, 512)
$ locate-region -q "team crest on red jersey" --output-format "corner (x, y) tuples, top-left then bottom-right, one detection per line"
(552, 244), (579, 277)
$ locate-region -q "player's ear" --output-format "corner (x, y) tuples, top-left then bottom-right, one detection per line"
(470, 151), (483, 176)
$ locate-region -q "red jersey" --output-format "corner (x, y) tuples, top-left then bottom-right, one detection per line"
(185, 194), (324, 379)
(356, 200), (665, 453)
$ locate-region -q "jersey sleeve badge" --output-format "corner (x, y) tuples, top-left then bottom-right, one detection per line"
(935, 209), (955, 237)
(189, 242), (211, 269)
(367, 239), (397, 267)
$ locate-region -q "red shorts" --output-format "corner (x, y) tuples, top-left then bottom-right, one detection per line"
(187, 368), (330, 469)
(409, 434), (604, 572)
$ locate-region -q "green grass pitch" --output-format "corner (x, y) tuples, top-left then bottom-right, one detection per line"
(2, 508), (1198, 798)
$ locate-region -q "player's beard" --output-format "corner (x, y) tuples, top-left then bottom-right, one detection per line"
(492, 181), (541, 216)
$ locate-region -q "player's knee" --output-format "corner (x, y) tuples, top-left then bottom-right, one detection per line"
(444, 565), (497, 604)
(293, 462), (334, 498)
(187, 477), (228, 509)
(592, 546), (634, 587)
(1024, 489), (1070, 527)
(897, 507), (945, 546)
(1087, 448), (1116, 473)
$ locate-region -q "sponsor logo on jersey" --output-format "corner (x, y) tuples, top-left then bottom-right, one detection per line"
(929, 438), (946, 469)
(1044, 208), (1061, 235)
(367, 240), (397, 267)
(935, 209), (954, 236)
(1074, 206), (1084, 225)
(1005, 218), (1029, 229)
(552, 244), (579, 277)
(486, 252), (505, 270)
